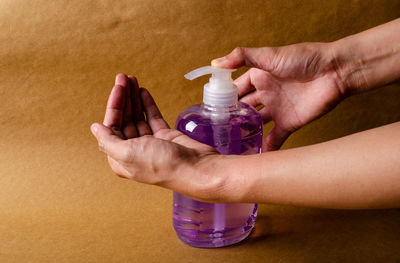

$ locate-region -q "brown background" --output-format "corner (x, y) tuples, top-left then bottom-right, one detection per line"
(1, 0), (400, 262)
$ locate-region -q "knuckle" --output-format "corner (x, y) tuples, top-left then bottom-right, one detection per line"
(232, 46), (244, 58)
(248, 68), (269, 86)
(249, 67), (263, 79)
(120, 145), (134, 162)
(97, 139), (105, 152)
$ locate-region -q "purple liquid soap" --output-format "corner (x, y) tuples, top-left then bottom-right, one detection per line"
(173, 102), (262, 248)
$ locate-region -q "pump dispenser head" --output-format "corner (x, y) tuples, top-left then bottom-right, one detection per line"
(185, 66), (238, 107)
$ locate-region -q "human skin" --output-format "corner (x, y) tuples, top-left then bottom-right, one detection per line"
(91, 18), (400, 209)
(212, 18), (400, 151)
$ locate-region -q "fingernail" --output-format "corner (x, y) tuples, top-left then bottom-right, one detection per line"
(91, 123), (98, 135)
(211, 56), (226, 67)
(115, 73), (125, 86)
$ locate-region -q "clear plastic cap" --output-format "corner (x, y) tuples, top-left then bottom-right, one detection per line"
(184, 66), (238, 107)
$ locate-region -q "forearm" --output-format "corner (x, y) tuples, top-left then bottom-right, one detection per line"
(212, 122), (400, 209)
(331, 18), (400, 95)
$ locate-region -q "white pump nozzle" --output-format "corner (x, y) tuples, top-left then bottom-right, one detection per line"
(184, 66), (238, 107)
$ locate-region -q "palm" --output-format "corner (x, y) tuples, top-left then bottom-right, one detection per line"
(101, 73), (217, 184)
(247, 68), (341, 133)
(116, 129), (216, 185)
(231, 43), (343, 150)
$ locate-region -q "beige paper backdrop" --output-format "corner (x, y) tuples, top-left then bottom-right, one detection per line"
(1, 0), (399, 262)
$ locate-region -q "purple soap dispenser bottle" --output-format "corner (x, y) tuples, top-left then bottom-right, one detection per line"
(173, 66), (263, 248)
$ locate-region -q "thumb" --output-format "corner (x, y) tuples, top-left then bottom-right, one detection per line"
(91, 123), (127, 160)
(263, 125), (291, 152)
(211, 47), (275, 70)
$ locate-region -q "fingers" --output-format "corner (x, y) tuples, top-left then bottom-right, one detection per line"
(211, 47), (276, 70)
(140, 88), (170, 133)
(108, 73), (152, 138)
(115, 74), (138, 139)
(115, 73), (129, 88)
(101, 74), (170, 152)
(235, 68), (276, 101)
(128, 75), (152, 136)
(236, 68), (276, 110)
(258, 106), (273, 124)
(91, 123), (129, 161)
(239, 90), (262, 108)
(234, 69), (255, 98)
(103, 84), (126, 139)
(263, 125), (291, 152)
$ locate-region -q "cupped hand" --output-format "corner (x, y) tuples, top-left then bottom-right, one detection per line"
(212, 43), (345, 151)
(90, 74), (219, 200)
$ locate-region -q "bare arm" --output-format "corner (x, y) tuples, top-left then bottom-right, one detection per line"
(204, 122), (400, 209)
(211, 18), (400, 150)
(91, 78), (400, 209)
(92, 19), (400, 210)
(198, 19), (400, 208)
(331, 18), (400, 95)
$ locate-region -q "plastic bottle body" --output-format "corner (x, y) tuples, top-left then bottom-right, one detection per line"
(173, 102), (262, 248)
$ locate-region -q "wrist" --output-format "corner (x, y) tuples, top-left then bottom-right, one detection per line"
(329, 19), (400, 95)
(191, 154), (230, 202)
(328, 38), (369, 96)
(192, 154), (249, 203)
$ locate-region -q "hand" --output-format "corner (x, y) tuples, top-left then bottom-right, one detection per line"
(212, 43), (345, 151)
(90, 74), (219, 200)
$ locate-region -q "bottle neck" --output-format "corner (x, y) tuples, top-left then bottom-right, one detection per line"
(203, 82), (238, 107)
(202, 102), (238, 112)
